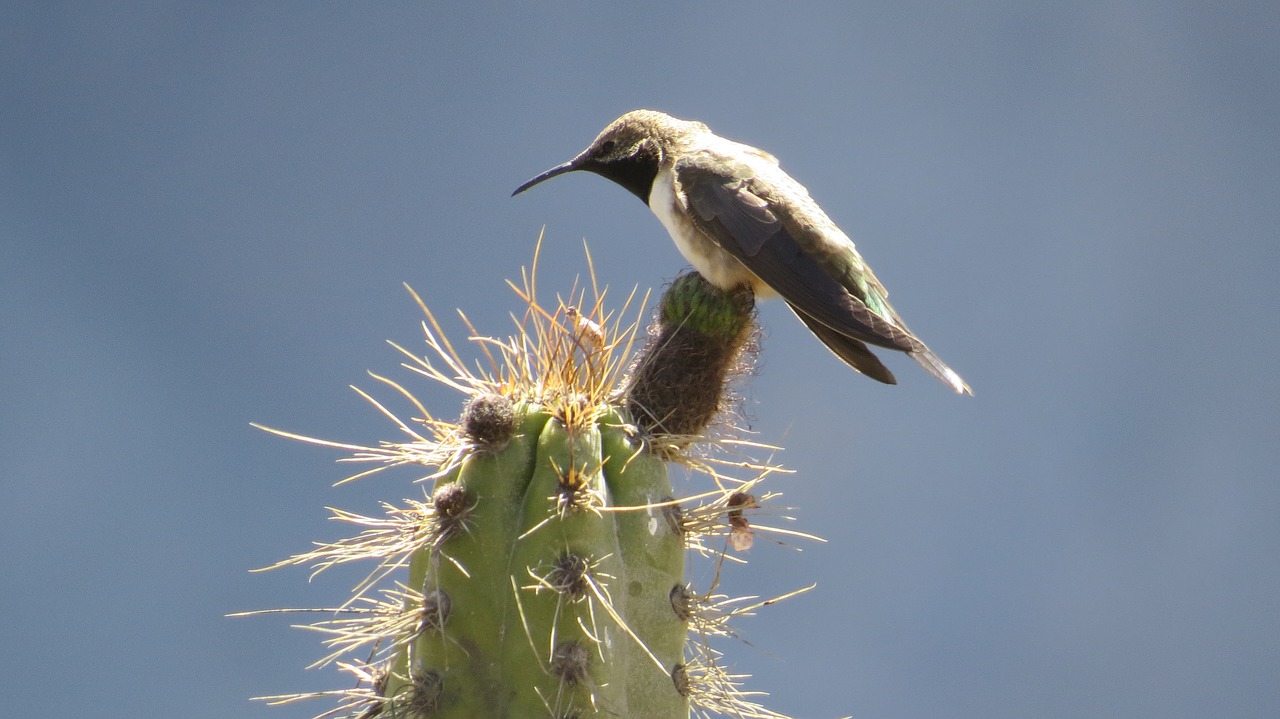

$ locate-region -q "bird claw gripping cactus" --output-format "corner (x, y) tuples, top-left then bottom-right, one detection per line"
(250, 248), (815, 719)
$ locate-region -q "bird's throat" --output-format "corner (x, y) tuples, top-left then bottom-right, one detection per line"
(587, 144), (661, 203)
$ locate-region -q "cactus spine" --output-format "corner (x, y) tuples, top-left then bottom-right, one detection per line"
(252, 249), (806, 719)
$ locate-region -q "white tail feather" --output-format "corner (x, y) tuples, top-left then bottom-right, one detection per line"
(910, 349), (972, 395)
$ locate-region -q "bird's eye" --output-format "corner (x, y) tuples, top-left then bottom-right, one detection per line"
(600, 139), (616, 154)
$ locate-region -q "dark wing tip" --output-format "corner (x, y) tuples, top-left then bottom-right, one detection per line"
(790, 304), (898, 385)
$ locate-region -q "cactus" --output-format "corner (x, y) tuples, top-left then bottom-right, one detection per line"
(248, 244), (813, 719)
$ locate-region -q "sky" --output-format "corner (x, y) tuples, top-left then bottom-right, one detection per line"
(2, 2), (1278, 718)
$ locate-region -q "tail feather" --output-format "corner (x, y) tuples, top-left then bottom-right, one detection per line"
(786, 300), (971, 394)
(909, 347), (972, 395)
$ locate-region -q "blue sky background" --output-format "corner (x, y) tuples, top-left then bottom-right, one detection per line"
(3, 3), (1278, 718)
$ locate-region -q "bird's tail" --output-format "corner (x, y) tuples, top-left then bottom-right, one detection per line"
(909, 347), (972, 395)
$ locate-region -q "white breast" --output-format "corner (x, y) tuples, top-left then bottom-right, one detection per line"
(647, 165), (757, 290)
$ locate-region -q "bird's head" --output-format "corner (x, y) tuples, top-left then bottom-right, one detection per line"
(513, 110), (700, 202)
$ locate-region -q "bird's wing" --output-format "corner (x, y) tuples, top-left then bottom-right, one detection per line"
(676, 158), (918, 353)
(788, 305), (898, 384)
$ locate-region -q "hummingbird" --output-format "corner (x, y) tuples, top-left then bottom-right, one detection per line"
(513, 109), (971, 394)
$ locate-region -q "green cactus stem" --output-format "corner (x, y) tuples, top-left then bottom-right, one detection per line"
(376, 404), (689, 717)
(249, 244), (812, 719)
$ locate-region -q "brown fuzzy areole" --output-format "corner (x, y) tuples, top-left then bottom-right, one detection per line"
(623, 271), (756, 443)
(459, 393), (518, 451)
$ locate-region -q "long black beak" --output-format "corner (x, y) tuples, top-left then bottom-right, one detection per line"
(511, 154), (587, 196)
